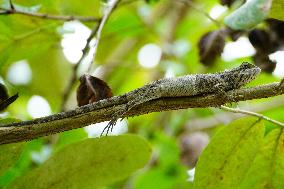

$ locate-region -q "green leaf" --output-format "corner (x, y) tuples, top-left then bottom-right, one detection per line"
(193, 117), (264, 189)
(54, 128), (88, 152)
(54, 0), (101, 17)
(0, 118), (21, 125)
(224, 0), (272, 30)
(0, 139), (44, 187)
(8, 135), (152, 189)
(238, 128), (284, 189)
(1, 2), (41, 13)
(269, 0), (284, 21)
(0, 119), (24, 176)
(0, 143), (24, 176)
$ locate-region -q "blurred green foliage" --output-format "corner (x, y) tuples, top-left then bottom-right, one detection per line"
(0, 0), (283, 188)
(8, 135), (152, 189)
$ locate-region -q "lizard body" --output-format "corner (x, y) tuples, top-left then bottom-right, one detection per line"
(1, 62), (260, 136)
(102, 62), (261, 134)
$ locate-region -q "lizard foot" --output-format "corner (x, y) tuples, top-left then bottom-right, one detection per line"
(212, 83), (235, 104)
(100, 118), (118, 136)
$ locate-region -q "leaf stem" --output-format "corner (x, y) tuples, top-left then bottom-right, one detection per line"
(0, 6), (101, 22)
(220, 105), (284, 127)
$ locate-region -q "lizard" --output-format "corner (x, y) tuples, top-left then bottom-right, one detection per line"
(101, 62), (261, 135)
(0, 62), (261, 142)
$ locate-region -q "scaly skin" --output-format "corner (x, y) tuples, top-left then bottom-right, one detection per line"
(101, 62), (261, 135)
(1, 62), (261, 137)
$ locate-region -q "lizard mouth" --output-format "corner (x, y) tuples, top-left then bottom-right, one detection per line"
(235, 62), (261, 76)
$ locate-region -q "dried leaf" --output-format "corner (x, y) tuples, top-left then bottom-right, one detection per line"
(198, 30), (225, 66)
(248, 29), (273, 53)
(220, 0), (237, 7)
(0, 83), (18, 111)
(267, 18), (284, 43)
(253, 52), (276, 73)
(0, 83), (9, 101)
(77, 74), (113, 107)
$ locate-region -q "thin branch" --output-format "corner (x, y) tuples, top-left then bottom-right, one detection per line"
(0, 82), (284, 145)
(86, 0), (121, 72)
(12, 23), (59, 41)
(0, 7), (100, 22)
(220, 105), (284, 127)
(60, 0), (121, 111)
(9, 0), (15, 10)
(177, 0), (221, 28)
(186, 96), (284, 131)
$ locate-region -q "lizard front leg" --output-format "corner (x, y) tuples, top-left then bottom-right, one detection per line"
(211, 82), (236, 106)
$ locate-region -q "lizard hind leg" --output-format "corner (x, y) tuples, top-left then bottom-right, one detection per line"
(100, 106), (128, 136)
(100, 84), (161, 136)
(100, 118), (118, 137)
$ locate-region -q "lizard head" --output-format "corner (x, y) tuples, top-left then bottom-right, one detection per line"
(221, 62), (261, 89)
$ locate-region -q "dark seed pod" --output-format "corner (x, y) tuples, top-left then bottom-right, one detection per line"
(248, 29), (273, 53)
(253, 52), (276, 73)
(226, 27), (244, 41)
(266, 18), (284, 42)
(0, 83), (18, 111)
(0, 83), (9, 101)
(198, 30), (225, 66)
(221, 0), (237, 7)
(77, 74), (113, 107)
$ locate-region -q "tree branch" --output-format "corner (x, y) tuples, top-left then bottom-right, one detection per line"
(0, 82), (283, 145)
(0, 7), (101, 22)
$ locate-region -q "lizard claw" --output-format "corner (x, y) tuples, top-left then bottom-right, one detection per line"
(100, 118), (118, 137)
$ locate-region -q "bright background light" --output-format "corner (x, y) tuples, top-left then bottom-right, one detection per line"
(61, 21), (91, 64)
(222, 37), (256, 61)
(84, 119), (128, 137)
(31, 145), (52, 164)
(187, 168), (195, 182)
(27, 95), (52, 118)
(209, 4), (228, 19)
(269, 51), (284, 77)
(172, 39), (191, 57)
(7, 60), (32, 85)
(138, 43), (162, 68)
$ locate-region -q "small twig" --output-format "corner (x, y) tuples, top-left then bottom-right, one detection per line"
(0, 6), (100, 22)
(0, 11), (8, 15)
(12, 23), (59, 41)
(9, 0), (15, 10)
(186, 97), (284, 131)
(220, 105), (284, 127)
(60, 0), (121, 111)
(86, 0), (122, 72)
(177, 0), (222, 28)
